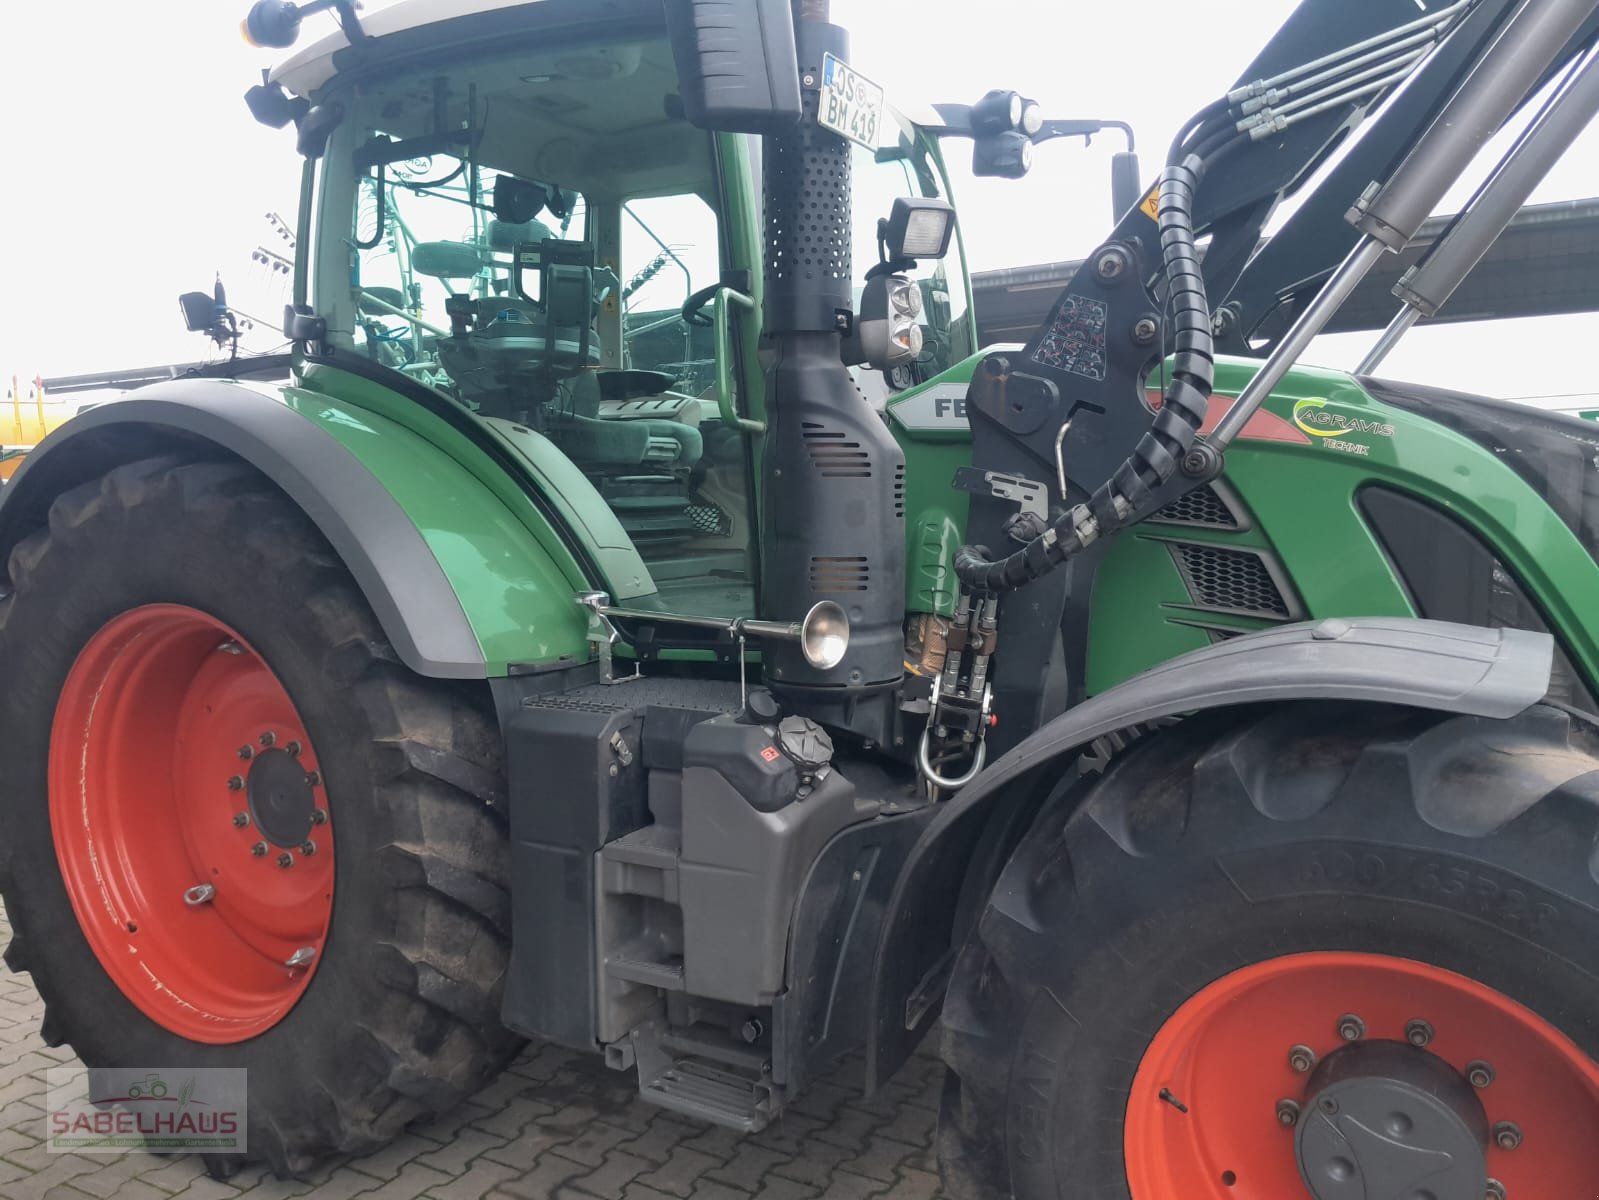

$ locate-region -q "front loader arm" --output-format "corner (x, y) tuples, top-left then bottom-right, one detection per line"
(1214, 0), (1599, 353)
(959, 0), (1599, 752)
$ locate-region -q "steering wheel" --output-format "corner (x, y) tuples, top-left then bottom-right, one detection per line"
(681, 283), (721, 328)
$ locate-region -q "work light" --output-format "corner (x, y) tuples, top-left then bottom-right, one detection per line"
(883, 197), (956, 262)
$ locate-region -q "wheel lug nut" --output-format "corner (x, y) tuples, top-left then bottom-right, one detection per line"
(237, 745), (254, 760)
(251, 842), (268, 857)
(1493, 1121), (1523, 1151)
(305, 771), (321, 787)
(310, 809), (328, 825)
(286, 741), (302, 757)
(1405, 1019), (1434, 1047)
(277, 852), (294, 869)
(1336, 1013), (1366, 1042)
(1486, 1179), (1507, 1200)
(227, 776), (244, 791)
(1276, 1098), (1301, 1127)
(232, 812), (250, 828)
(1467, 1060), (1496, 1089)
(300, 840), (316, 856)
(1288, 1044), (1317, 1073)
(259, 731), (276, 747)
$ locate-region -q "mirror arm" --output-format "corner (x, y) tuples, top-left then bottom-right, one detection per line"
(1031, 118), (1136, 151)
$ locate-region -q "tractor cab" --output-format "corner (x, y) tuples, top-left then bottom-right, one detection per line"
(247, 2), (974, 620)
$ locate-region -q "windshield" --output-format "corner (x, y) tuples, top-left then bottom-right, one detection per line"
(349, 157), (590, 393)
(850, 108), (974, 403)
(620, 193), (722, 398)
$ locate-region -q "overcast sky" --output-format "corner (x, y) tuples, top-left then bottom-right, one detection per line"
(1, 0), (1595, 403)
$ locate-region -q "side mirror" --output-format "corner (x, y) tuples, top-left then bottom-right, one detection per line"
(1111, 151), (1144, 222)
(179, 278), (241, 349)
(663, 0), (802, 134)
(178, 291), (223, 334)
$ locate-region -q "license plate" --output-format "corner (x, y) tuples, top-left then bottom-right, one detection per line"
(818, 52), (884, 151)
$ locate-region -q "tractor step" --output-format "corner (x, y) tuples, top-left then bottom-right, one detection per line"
(625, 1019), (781, 1132)
(639, 1058), (777, 1132)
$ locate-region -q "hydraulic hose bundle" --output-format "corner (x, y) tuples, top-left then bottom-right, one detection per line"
(952, 153), (1215, 593)
(952, 0), (1482, 596)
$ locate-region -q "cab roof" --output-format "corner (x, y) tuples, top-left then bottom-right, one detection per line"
(271, 0), (551, 97)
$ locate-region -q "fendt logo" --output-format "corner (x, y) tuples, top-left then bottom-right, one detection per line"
(1291, 397), (1395, 440)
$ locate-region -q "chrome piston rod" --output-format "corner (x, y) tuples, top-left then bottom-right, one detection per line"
(1210, 0), (1599, 450)
(1359, 41), (1599, 374)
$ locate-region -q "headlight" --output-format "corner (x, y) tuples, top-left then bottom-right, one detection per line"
(891, 321), (924, 356)
(890, 280), (923, 319)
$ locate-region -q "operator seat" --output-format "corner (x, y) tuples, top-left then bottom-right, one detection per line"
(555, 370), (703, 469)
(554, 370), (705, 551)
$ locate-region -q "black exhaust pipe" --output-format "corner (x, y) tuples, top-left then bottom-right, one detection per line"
(759, 3), (906, 740)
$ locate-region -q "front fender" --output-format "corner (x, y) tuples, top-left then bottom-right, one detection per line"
(864, 617), (1554, 1087)
(0, 379), (590, 679)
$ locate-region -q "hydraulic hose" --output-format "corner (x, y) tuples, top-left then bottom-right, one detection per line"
(954, 155), (1215, 593)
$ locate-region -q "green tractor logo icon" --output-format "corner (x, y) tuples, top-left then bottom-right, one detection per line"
(125, 1073), (168, 1100)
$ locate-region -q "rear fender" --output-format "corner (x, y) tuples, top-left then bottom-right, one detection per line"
(0, 379), (591, 679)
(864, 617), (1555, 1088)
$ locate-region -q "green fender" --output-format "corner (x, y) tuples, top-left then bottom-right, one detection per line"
(0, 362), (634, 679)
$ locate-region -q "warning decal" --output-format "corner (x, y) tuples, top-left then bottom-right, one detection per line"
(1139, 185), (1160, 222)
(1032, 294), (1108, 381)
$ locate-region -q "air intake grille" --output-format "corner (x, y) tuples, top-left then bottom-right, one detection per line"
(893, 464), (906, 518)
(802, 422), (872, 477)
(810, 556), (869, 592)
(1173, 544), (1290, 618)
(1150, 485), (1240, 529)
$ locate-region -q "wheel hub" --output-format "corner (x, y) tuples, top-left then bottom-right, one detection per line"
(1123, 953), (1599, 1199)
(1296, 1040), (1487, 1200)
(247, 747), (317, 848)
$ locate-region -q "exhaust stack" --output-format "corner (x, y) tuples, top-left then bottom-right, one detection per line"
(756, 5), (906, 739)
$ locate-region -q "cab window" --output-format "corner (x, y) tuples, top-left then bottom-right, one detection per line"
(320, 39), (758, 617)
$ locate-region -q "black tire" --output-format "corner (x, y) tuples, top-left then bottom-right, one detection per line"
(938, 701), (1599, 1199)
(0, 456), (520, 1175)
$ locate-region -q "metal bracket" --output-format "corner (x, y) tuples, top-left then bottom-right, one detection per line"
(576, 591), (623, 683)
(951, 467), (1049, 521)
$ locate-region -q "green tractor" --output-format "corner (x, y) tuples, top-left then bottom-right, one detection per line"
(4, 0), (1599, 1195)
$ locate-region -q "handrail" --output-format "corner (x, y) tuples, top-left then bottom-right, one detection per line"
(712, 287), (764, 434)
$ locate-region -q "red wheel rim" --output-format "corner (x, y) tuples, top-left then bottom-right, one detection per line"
(1125, 952), (1599, 1198)
(49, 605), (334, 1042)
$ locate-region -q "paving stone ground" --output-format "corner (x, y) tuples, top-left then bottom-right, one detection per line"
(0, 905), (946, 1200)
